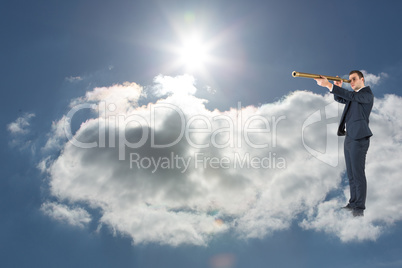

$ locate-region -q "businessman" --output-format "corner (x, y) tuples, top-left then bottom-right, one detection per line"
(315, 70), (373, 217)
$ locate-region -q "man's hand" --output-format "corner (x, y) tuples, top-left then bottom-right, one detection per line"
(314, 75), (333, 91)
(334, 76), (343, 88)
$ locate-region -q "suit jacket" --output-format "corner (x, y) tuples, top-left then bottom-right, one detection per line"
(332, 85), (374, 139)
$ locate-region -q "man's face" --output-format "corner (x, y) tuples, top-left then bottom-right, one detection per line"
(349, 73), (365, 91)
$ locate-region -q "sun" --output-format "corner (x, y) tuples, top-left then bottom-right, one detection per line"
(176, 33), (212, 72)
(162, 29), (220, 77)
(179, 37), (208, 70)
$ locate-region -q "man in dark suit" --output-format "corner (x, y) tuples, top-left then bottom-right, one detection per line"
(315, 70), (374, 217)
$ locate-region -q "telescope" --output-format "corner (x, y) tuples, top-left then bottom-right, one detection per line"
(292, 71), (351, 83)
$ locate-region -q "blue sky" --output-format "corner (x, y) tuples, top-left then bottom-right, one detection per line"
(2, 0), (402, 267)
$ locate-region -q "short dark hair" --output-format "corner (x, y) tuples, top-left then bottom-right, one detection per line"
(349, 70), (364, 79)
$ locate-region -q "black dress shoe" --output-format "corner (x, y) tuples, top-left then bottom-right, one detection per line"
(341, 204), (353, 211)
(352, 209), (364, 217)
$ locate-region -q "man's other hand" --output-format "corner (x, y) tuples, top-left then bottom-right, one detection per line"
(334, 76), (343, 87)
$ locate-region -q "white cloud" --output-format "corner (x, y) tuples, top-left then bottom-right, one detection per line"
(7, 113), (35, 134)
(40, 75), (402, 246)
(300, 199), (383, 242)
(42, 116), (68, 151)
(361, 70), (388, 86)
(153, 74), (197, 96)
(65, 76), (83, 82)
(7, 113), (36, 150)
(41, 202), (91, 228)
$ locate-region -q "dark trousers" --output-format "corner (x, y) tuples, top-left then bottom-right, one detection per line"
(344, 136), (370, 211)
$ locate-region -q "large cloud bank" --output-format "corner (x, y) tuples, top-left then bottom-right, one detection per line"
(39, 75), (402, 246)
